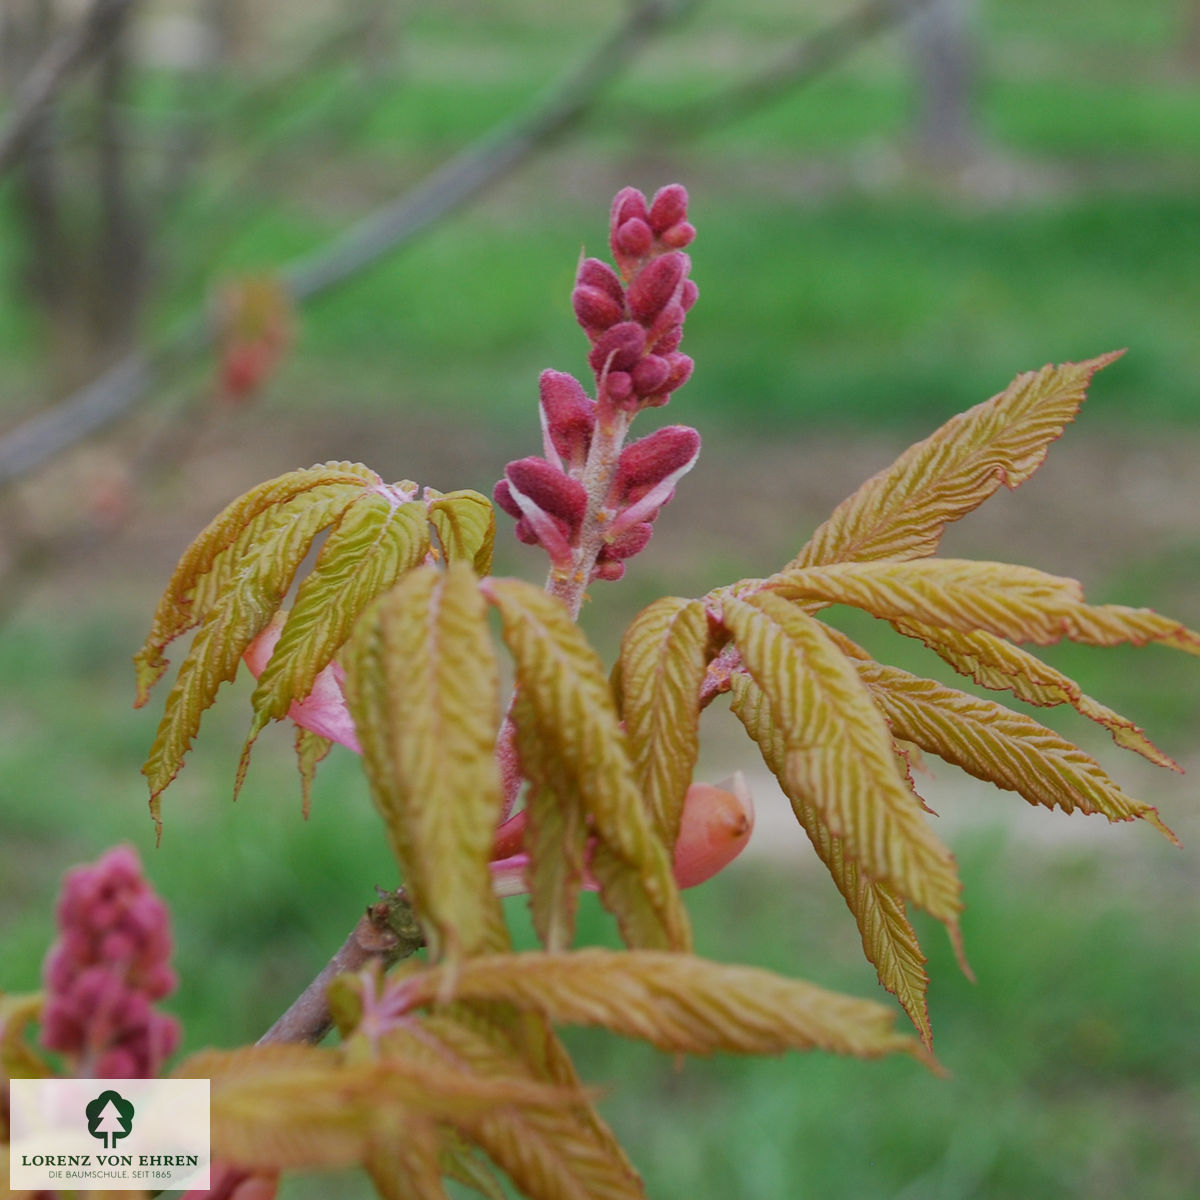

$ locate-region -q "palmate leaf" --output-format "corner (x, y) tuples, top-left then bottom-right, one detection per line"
(384, 1010), (646, 1200)
(134, 462), (379, 703)
(790, 353), (1121, 568)
(855, 659), (1179, 843)
(768, 557), (1200, 656)
(427, 489), (496, 574)
(140, 484), (367, 825)
(728, 674), (932, 1047)
(245, 493), (430, 748)
(343, 563), (509, 962)
(890, 618), (1178, 769)
(719, 590), (962, 928)
(483, 578), (691, 953)
(388, 950), (934, 1067)
(616, 596), (714, 847)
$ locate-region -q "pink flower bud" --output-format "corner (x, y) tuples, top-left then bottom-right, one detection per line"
(587, 321), (646, 374)
(514, 517), (539, 545)
(504, 458), (587, 533)
(539, 369), (595, 468)
(492, 478), (523, 520)
(576, 257), (624, 304)
(681, 279), (699, 311)
(615, 425), (702, 492)
(591, 557), (626, 582)
(605, 521), (654, 560)
(631, 354), (670, 397)
(648, 184), (688, 235)
(653, 325), (683, 355)
(672, 775), (755, 888)
(660, 221), (696, 249)
(605, 371), (634, 403)
(615, 218), (653, 259)
(572, 285), (624, 335)
(664, 352), (694, 392)
(627, 253), (687, 324)
(610, 186), (649, 230)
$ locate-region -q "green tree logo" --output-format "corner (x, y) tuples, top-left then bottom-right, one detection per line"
(85, 1090), (135, 1149)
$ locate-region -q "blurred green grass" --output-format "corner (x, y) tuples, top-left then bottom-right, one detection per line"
(4, 1), (1200, 1196)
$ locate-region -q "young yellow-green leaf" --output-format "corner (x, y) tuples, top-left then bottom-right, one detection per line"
(483, 578), (690, 953)
(427, 489), (496, 575)
(141, 485), (363, 825)
(295, 727), (333, 818)
(729, 673), (932, 1048)
(343, 563), (509, 962)
(618, 596), (714, 847)
(720, 591), (962, 926)
(511, 689), (589, 952)
(367, 1122), (450, 1200)
(790, 353), (1121, 568)
(856, 659), (1179, 843)
(891, 618), (1178, 769)
(438, 1132), (508, 1200)
(134, 463), (377, 704)
(392, 950), (933, 1067)
(245, 493), (429, 739)
(769, 558), (1200, 656)
(1, 991), (51, 1080)
(392, 1010), (647, 1200)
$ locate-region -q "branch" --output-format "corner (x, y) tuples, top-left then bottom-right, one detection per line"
(624, 0), (932, 138)
(0, 0), (136, 179)
(0, 0), (690, 491)
(257, 890), (423, 1046)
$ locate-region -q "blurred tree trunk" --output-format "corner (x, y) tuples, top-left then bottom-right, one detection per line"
(1, 0), (147, 395)
(906, 0), (979, 169)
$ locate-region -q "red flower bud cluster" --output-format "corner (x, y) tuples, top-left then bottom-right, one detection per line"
(572, 184), (696, 413)
(495, 185), (702, 582)
(40, 845), (180, 1078)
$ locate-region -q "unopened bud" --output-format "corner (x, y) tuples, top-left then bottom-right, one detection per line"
(627, 253), (687, 323)
(672, 774), (754, 889)
(631, 354), (671, 397)
(492, 478), (523, 520)
(576, 257), (625, 304)
(539, 369), (595, 466)
(505, 457), (587, 533)
(591, 556), (626, 582)
(605, 521), (654, 560)
(664, 352), (694, 392)
(660, 221), (696, 249)
(648, 184), (689, 235)
(611, 186), (649, 229)
(616, 425), (702, 492)
(514, 518), (539, 545)
(572, 285), (623, 334)
(653, 325), (683, 355)
(615, 218), (653, 259)
(680, 279), (699, 311)
(605, 371), (634, 403)
(588, 321), (646, 375)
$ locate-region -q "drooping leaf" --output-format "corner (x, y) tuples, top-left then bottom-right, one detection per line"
(246, 494), (430, 745)
(134, 463), (378, 704)
(141, 485), (365, 825)
(388, 1011), (646, 1200)
(891, 618), (1178, 769)
(617, 596), (714, 846)
(483, 578), (690, 953)
(790, 354), (1122, 568)
(388, 951), (934, 1067)
(510, 689), (589, 952)
(720, 591), (962, 927)
(427, 489), (496, 575)
(769, 558), (1200, 656)
(294, 727), (333, 818)
(729, 674), (932, 1047)
(856, 659), (1179, 843)
(344, 563), (509, 962)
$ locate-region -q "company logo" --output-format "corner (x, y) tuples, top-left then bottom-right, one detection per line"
(85, 1090), (135, 1149)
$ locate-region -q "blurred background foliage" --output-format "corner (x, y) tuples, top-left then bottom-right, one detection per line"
(2, 1), (1199, 1196)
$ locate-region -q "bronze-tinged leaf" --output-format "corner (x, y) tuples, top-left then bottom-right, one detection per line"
(511, 689), (589, 952)
(141, 485), (364, 826)
(438, 1132), (508, 1200)
(427, 489), (496, 575)
(294, 727), (333, 818)
(790, 353), (1122, 568)
(242, 493), (429, 769)
(857, 659), (1179, 843)
(390, 1010), (647, 1200)
(1, 991), (51, 1080)
(729, 674), (932, 1047)
(366, 1122), (451, 1200)
(343, 563), (509, 962)
(134, 463), (377, 704)
(391, 951), (933, 1068)
(770, 558), (1200, 658)
(720, 591), (962, 926)
(618, 596), (714, 847)
(483, 578), (690, 953)
(891, 618), (1178, 769)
